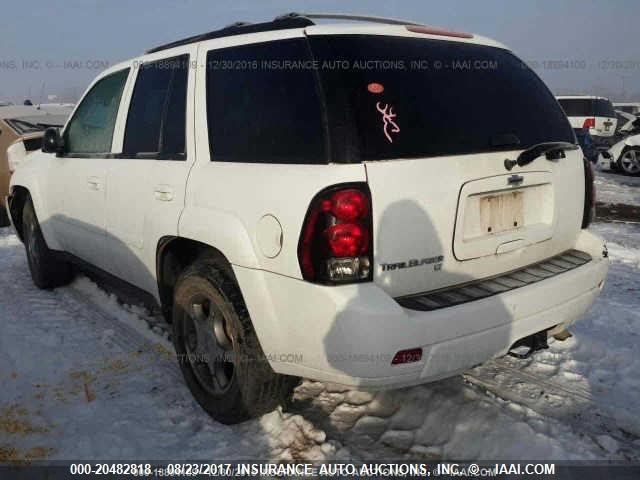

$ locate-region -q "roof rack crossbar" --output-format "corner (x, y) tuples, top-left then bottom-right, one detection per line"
(275, 12), (424, 26)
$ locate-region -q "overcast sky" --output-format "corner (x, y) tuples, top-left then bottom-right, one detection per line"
(1, 0), (638, 103)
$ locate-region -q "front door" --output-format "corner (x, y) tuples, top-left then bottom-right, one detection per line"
(52, 68), (130, 270)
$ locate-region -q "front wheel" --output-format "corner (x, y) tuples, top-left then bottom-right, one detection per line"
(172, 254), (297, 424)
(618, 147), (640, 176)
(22, 197), (73, 289)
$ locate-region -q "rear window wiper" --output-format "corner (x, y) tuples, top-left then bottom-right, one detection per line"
(505, 142), (579, 170)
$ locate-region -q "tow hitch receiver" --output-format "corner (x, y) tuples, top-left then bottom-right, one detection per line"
(508, 331), (549, 359)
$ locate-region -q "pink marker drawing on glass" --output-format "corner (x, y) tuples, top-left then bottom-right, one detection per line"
(376, 102), (400, 143)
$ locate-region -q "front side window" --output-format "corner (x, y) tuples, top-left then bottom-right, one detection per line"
(64, 69), (129, 154)
(123, 55), (189, 158)
(206, 39), (327, 164)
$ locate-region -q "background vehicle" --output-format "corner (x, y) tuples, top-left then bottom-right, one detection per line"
(613, 102), (640, 116)
(608, 133), (640, 176)
(1, 106), (69, 226)
(557, 95), (618, 146)
(7, 14), (608, 424)
(614, 109), (640, 136)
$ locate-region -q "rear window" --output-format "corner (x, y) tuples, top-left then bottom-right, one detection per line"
(558, 98), (615, 118)
(592, 99), (616, 117)
(206, 39), (327, 164)
(310, 35), (574, 161)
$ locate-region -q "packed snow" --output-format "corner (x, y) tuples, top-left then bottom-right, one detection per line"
(1, 180), (639, 461)
(595, 170), (640, 208)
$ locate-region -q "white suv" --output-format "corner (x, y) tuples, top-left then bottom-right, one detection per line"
(556, 95), (618, 146)
(6, 14), (609, 424)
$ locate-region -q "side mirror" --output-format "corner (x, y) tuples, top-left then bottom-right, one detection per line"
(42, 127), (63, 154)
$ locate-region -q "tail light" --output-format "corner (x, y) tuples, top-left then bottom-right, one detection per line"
(583, 118), (596, 129)
(298, 184), (373, 284)
(582, 157), (595, 229)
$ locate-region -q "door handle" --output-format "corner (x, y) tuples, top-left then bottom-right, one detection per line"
(154, 185), (174, 202)
(87, 176), (102, 191)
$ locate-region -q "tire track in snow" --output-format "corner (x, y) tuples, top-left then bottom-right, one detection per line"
(464, 359), (639, 459)
(0, 227), (343, 461)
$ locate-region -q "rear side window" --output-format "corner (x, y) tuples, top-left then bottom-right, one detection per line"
(310, 35), (574, 161)
(123, 55), (188, 158)
(206, 39), (327, 164)
(65, 69), (129, 154)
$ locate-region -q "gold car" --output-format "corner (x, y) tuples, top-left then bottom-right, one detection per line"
(1, 106), (69, 226)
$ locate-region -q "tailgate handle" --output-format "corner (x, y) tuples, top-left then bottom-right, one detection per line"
(508, 174), (524, 185)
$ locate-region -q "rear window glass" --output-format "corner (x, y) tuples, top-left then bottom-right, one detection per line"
(206, 39), (327, 164)
(592, 99), (616, 117)
(558, 98), (615, 118)
(310, 35), (574, 161)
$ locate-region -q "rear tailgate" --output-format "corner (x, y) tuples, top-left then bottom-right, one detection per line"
(307, 32), (583, 298)
(594, 115), (617, 137)
(366, 149), (584, 298)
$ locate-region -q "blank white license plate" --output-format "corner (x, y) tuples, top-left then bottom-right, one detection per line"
(479, 191), (524, 235)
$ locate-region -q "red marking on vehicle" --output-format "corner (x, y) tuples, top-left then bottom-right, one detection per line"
(367, 82), (385, 94)
(376, 102), (401, 143)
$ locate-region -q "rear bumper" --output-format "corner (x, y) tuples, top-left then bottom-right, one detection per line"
(234, 230), (608, 388)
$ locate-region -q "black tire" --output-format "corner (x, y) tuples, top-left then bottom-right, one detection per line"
(172, 253), (298, 424)
(0, 204), (10, 227)
(22, 197), (73, 289)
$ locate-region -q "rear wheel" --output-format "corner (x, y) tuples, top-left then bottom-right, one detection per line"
(22, 197), (73, 289)
(618, 147), (640, 176)
(172, 253), (297, 424)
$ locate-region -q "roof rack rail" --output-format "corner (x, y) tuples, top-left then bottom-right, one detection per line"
(146, 12), (424, 55)
(145, 16), (314, 54)
(275, 12), (423, 26)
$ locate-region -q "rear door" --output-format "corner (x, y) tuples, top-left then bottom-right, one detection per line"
(104, 48), (195, 294)
(309, 33), (583, 298)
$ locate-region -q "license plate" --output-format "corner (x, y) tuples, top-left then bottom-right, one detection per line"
(479, 191), (523, 235)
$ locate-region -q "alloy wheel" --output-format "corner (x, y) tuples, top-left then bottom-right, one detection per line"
(182, 294), (235, 396)
(620, 149), (640, 175)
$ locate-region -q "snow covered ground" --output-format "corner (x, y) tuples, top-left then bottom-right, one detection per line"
(595, 170), (640, 207)
(1, 219), (639, 462)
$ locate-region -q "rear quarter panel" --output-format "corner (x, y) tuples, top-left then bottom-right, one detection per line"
(180, 162), (366, 276)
